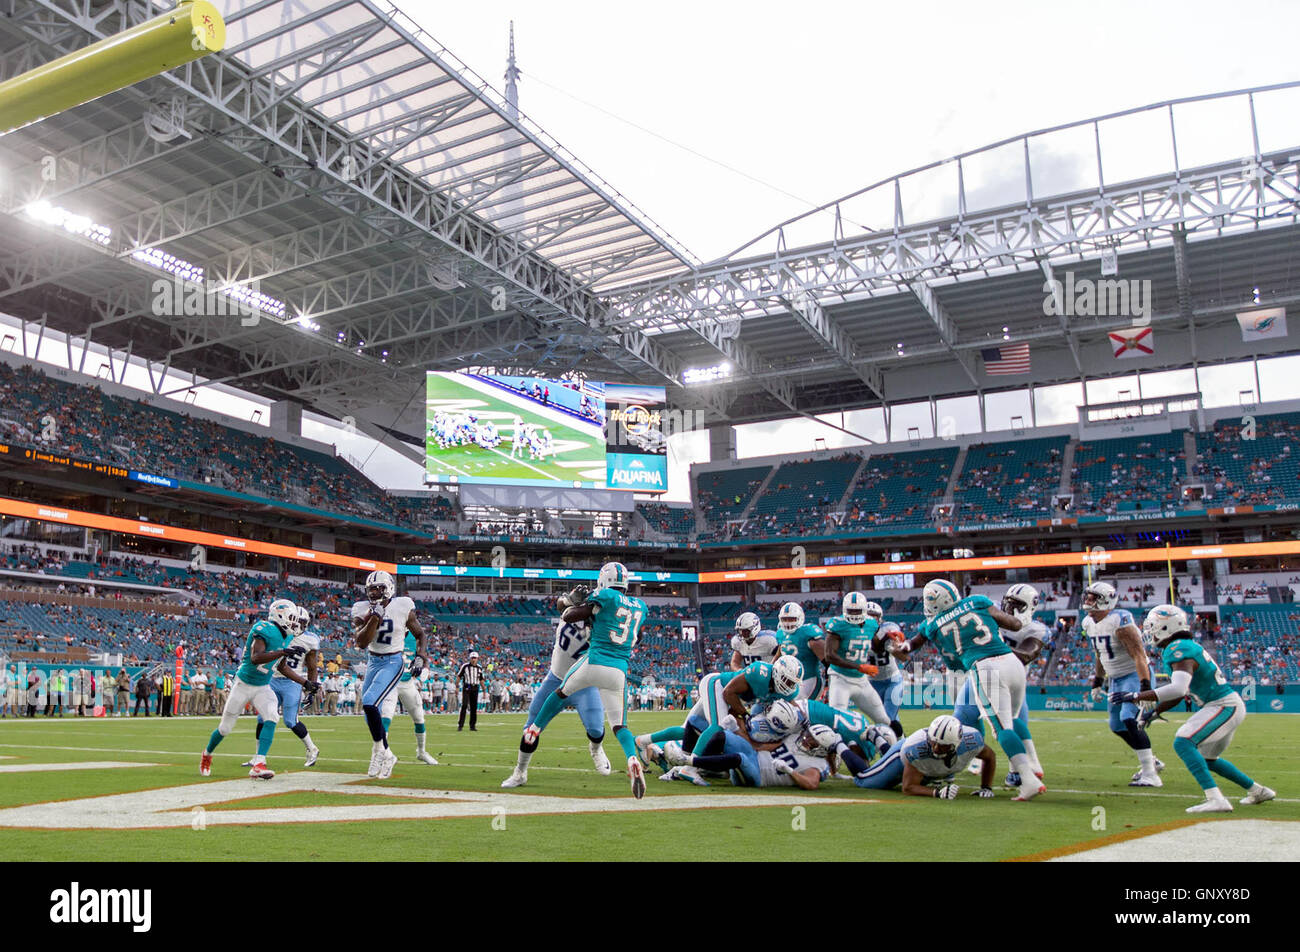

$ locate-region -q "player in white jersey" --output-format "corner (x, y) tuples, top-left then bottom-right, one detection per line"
(502, 604), (611, 787)
(729, 612), (780, 669)
(840, 715), (998, 798)
(380, 629), (439, 766)
(661, 722), (838, 789)
(1081, 580), (1163, 787)
(352, 570), (430, 780)
(864, 601), (906, 738)
(246, 606), (322, 768)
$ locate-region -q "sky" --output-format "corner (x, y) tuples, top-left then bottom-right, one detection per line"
(6, 1), (1300, 504)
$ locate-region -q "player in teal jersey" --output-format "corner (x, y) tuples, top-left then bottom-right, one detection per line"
(775, 602), (827, 699)
(1115, 605), (1275, 813)
(516, 562), (650, 797)
(889, 579), (1045, 801)
(823, 592), (889, 724)
(200, 598), (306, 779)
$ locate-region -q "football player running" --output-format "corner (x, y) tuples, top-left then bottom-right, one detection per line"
(1113, 605), (1275, 814)
(515, 562), (649, 798)
(990, 583), (1046, 786)
(245, 605), (321, 769)
(775, 602), (827, 700)
(834, 714), (999, 799)
(200, 598), (302, 779)
(864, 601), (906, 738)
(823, 592), (889, 725)
(352, 570), (430, 780)
(380, 628), (439, 766)
(890, 579), (1044, 801)
(503, 587), (611, 787)
(1081, 580), (1163, 787)
(729, 612), (780, 669)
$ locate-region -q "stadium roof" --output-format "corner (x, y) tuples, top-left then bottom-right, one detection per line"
(1, 1), (1299, 450)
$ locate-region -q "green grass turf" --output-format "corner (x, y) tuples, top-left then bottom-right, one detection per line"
(0, 710), (1295, 861)
(425, 375), (605, 485)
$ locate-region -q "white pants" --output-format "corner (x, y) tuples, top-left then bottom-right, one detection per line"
(967, 653), (1027, 733)
(381, 678), (425, 725)
(798, 676), (821, 701)
(559, 657), (629, 728)
(1177, 694), (1246, 759)
(218, 678), (278, 736)
(827, 670), (887, 724)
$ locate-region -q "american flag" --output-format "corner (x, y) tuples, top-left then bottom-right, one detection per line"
(980, 342), (1030, 375)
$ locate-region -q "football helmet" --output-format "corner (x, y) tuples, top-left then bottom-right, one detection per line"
(864, 600), (884, 620)
(926, 714), (963, 753)
(765, 699), (801, 736)
(597, 561), (629, 591)
(1082, 580), (1117, 613)
(734, 612), (762, 642)
(295, 606), (312, 635)
(267, 598), (297, 631)
(365, 570), (396, 602)
(1142, 604), (1189, 648)
(922, 579), (961, 619)
(777, 601), (805, 633)
(842, 591), (869, 625)
(798, 724), (842, 756)
(770, 655), (804, 696)
(1001, 582), (1040, 619)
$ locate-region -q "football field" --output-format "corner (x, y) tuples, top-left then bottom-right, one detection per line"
(0, 711), (1296, 862)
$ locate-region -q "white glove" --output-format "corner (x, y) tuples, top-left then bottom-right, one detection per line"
(772, 758), (794, 775)
(935, 783), (959, 799)
(719, 714), (739, 732)
(972, 786), (995, 798)
(1089, 687), (1106, 703)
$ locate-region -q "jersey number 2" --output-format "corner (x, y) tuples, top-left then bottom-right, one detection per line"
(375, 618), (395, 646)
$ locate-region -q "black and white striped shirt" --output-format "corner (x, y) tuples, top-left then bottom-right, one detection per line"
(457, 662), (482, 687)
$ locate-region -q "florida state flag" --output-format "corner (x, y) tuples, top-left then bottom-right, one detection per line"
(1110, 326), (1154, 358)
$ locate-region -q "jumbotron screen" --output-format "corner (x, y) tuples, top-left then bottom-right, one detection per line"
(424, 372), (668, 492)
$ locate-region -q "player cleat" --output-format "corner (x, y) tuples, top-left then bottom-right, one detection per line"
(1130, 759), (1166, 782)
(241, 759), (254, 767)
(304, 745), (320, 768)
(415, 750), (439, 765)
(627, 756), (646, 799)
(1003, 771), (1021, 788)
(642, 742), (664, 765)
(659, 765), (710, 787)
(501, 769), (527, 788)
(590, 743), (611, 776)
(249, 761), (275, 780)
(1129, 771), (1164, 787)
(377, 749), (398, 779)
(367, 746), (384, 778)
(199, 751), (212, 777)
(1012, 779), (1046, 801)
(1187, 791), (1233, 814)
(1240, 784), (1275, 806)
(662, 741), (690, 767)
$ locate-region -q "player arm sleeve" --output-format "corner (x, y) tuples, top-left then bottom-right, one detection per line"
(1153, 669), (1192, 702)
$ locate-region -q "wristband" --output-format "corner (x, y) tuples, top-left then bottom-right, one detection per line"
(1091, 675), (1103, 689)
(1139, 679), (1151, 692)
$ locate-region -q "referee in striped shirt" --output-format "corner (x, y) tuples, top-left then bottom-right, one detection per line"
(457, 652), (483, 731)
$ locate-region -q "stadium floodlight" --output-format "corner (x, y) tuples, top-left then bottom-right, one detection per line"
(682, 362), (731, 385)
(0, 1), (225, 136)
(23, 201), (112, 246)
(131, 247), (204, 282)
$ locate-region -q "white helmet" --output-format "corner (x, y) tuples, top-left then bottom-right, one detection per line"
(365, 570), (396, 601)
(765, 699), (801, 735)
(1142, 604), (1189, 648)
(1002, 583), (1039, 620)
(734, 612), (762, 642)
(295, 606), (311, 635)
(777, 601), (805, 633)
(267, 598), (297, 631)
(770, 655), (804, 697)
(1082, 580), (1117, 613)
(842, 591), (869, 625)
(597, 561), (629, 591)
(922, 579), (961, 619)
(927, 714), (963, 751)
(864, 600), (884, 620)
(798, 723), (842, 757)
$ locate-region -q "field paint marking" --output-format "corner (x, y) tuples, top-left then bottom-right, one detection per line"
(1050, 819), (1300, 862)
(0, 761), (163, 773)
(0, 771), (876, 829)
(1044, 785), (1300, 803)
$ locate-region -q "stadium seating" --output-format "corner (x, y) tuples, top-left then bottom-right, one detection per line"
(696, 464), (773, 539)
(1072, 430), (1187, 514)
(736, 454), (862, 539)
(636, 503), (695, 538)
(841, 447), (958, 532)
(1195, 412), (1300, 506)
(952, 437), (1066, 522)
